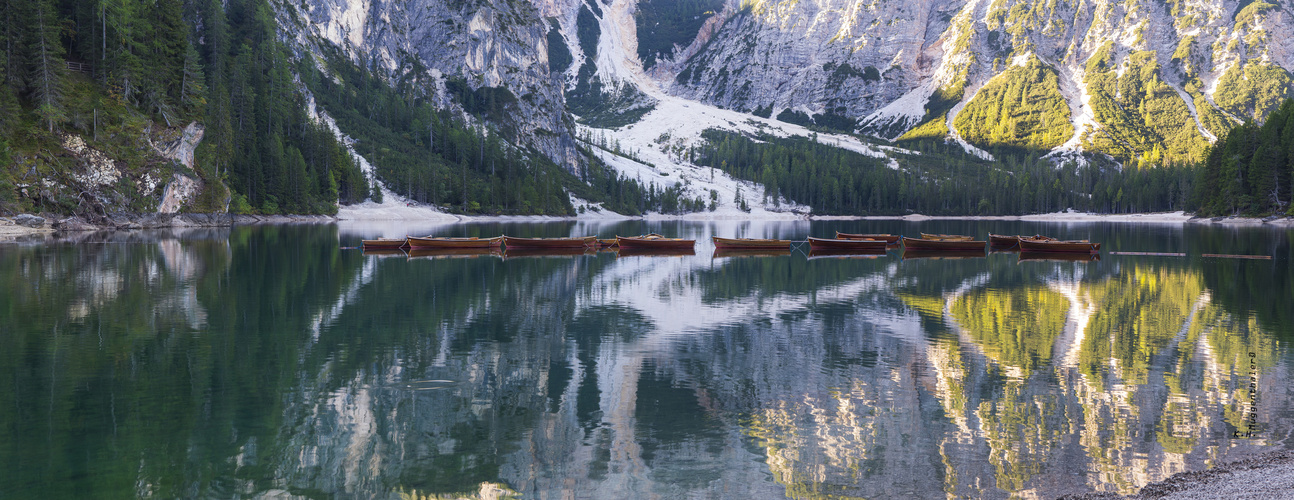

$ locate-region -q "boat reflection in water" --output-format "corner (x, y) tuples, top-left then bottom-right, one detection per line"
(615, 247), (697, 258)
(712, 248), (793, 259)
(1018, 251), (1101, 263)
(501, 247), (597, 259)
(806, 248), (887, 260)
(361, 248), (407, 257)
(407, 247), (503, 260)
(901, 248), (986, 260)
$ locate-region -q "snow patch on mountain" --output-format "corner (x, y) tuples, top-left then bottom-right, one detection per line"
(303, 86), (455, 221)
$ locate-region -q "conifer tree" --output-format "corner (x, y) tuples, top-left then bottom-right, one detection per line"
(28, 0), (65, 132)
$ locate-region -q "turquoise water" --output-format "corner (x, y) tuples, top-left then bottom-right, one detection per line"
(1, 221), (1291, 499)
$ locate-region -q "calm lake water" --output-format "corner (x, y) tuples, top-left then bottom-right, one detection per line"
(1, 220), (1292, 499)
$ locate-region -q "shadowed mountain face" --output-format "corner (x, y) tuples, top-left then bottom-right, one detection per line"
(1, 221), (1292, 498)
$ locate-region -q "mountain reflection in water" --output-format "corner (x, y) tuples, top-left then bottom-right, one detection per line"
(0, 221), (1291, 499)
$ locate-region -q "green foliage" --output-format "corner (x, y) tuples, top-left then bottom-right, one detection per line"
(445, 78), (518, 125)
(897, 112), (950, 143)
(546, 21), (573, 73)
(954, 57), (1073, 151)
(894, 76), (966, 142)
(1082, 47), (1210, 166)
(699, 128), (1197, 215)
(1194, 98), (1294, 216)
(1213, 62), (1293, 123)
(0, 0), (371, 215)
(952, 287), (1068, 377)
(635, 0), (723, 70)
(1234, 1), (1277, 28)
(775, 108), (812, 127)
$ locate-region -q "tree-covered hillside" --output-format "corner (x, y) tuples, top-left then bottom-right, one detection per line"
(0, 0), (368, 216)
(694, 129), (1197, 216)
(1194, 99), (1294, 216)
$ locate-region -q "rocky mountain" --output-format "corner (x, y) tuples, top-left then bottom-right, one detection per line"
(277, 0), (1294, 179)
(274, 0), (583, 169)
(659, 0), (1294, 166)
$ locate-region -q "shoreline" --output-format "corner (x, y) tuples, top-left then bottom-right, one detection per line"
(3, 210), (1293, 242)
(1061, 450), (1294, 499)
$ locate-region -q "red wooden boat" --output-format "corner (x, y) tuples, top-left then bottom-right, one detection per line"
(1018, 239), (1100, 253)
(616, 234), (696, 249)
(712, 236), (793, 249)
(362, 238), (409, 250)
(835, 232), (901, 244)
(920, 233), (974, 241)
(502, 235), (597, 248)
(407, 236), (503, 249)
(902, 236), (986, 251)
(806, 237), (888, 251)
(988, 234), (1019, 246)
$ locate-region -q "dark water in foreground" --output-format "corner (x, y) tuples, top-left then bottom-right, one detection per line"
(1, 220), (1292, 499)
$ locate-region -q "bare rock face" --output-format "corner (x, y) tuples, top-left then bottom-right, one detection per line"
(277, 0), (581, 170)
(668, 0), (961, 124)
(158, 173), (202, 214)
(270, 0), (1294, 167)
(152, 122), (205, 171)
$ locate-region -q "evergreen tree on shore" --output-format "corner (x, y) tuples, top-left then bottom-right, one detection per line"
(1195, 99), (1294, 216)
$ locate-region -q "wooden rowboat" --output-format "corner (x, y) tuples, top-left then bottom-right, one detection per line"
(835, 232), (901, 244)
(920, 233), (974, 241)
(407, 236), (502, 249)
(502, 235), (597, 248)
(1018, 239), (1100, 253)
(712, 236), (793, 249)
(362, 238), (409, 249)
(988, 234), (1019, 247)
(598, 238), (619, 248)
(616, 234), (696, 249)
(902, 236), (986, 251)
(806, 237), (888, 251)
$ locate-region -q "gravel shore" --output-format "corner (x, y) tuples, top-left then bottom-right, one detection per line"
(1061, 451), (1294, 499)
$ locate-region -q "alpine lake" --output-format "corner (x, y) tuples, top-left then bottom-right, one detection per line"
(2, 220), (1292, 499)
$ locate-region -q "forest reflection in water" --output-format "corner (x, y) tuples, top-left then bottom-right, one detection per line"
(0, 221), (1291, 499)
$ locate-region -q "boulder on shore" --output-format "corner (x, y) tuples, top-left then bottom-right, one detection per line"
(53, 217), (99, 232)
(14, 214), (45, 228)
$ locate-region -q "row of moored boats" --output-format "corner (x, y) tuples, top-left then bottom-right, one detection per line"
(364, 232), (1099, 254)
(362, 234), (697, 251)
